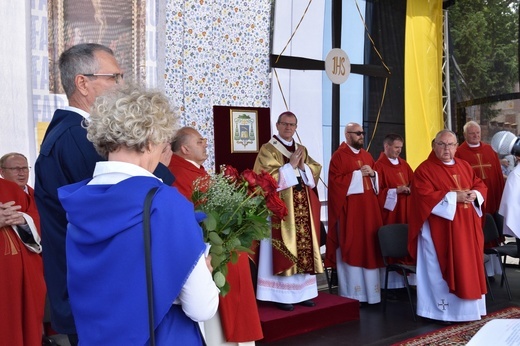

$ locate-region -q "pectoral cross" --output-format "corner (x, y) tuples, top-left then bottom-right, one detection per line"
(451, 174), (470, 208)
(357, 160), (370, 191)
(471, 153), (492, 180)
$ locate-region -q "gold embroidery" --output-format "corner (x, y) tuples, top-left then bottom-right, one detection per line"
(471, 153), (492, 180)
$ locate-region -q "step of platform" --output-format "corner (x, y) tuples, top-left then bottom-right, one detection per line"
(257, 292), (360, 342)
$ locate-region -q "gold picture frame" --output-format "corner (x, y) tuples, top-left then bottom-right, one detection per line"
(47, 0), (146, 94)
(230, 109), (259, 153)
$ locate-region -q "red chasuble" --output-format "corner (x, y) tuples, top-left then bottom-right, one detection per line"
(167, 158), (263, 342)
(408, 152), (487, 299)
(374, 152), (414, 224)
(455, 141), (504, 215)
(168, 154), (208, 199)
(0, 178), (46, 346)
(325, 142), (384, 269)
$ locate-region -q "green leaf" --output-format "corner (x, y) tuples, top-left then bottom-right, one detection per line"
(210, 244), (224, 255)
(219, 281), (230, 297)
(203, 213), (217, 232)
(213, 271), (226, 288)
(230, 251), (239, 264)
(211, 253), (224, 268)
(235, 245), (254, 254)
(208, 231), (224, 245)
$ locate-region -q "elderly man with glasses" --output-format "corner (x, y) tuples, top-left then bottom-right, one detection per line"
(326, 122), (384, 305)
(408, 129), (487, 323)
(34, 43), (173, 345)
(0, 152), (33, 195)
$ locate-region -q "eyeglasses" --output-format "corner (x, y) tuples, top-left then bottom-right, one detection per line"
(435, 142), (457, 149)
(82, 73), (124, 84)
(278, 122), (297, 128)
(347, 131), (365, 136)
(1, 166), (30, 173)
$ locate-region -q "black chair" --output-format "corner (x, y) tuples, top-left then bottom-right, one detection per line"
(483, 213), (518, 300)
(378, 224), (416, 321)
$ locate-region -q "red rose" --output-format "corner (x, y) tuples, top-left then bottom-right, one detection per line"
(265, 192), (288, 220)
(256, 171), (278, 194)
(241, 169), (259, 192)
(222, 165), (240, 183)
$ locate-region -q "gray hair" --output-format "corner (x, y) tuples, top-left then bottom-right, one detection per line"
(59, 43), (114, 98)
(171, 127), (197, 153)
(463, 120), (480, 134)
(86, 84), (179, 158)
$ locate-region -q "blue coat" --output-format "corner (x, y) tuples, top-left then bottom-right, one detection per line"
(35, 109), (174, 333)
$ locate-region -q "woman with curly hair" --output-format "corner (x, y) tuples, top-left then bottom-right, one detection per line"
(58, 84), (219, 345)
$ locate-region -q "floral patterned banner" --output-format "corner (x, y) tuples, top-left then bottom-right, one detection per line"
(164, 0), (272, 172)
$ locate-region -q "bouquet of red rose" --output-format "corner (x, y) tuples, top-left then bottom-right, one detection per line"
(192, 165), (288, 296)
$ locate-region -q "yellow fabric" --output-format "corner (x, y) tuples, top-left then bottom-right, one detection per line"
(404, 0), (444, 169)
(253, 141), (323, 275)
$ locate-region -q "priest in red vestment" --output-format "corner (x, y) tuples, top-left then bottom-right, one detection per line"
(374, 134), (415, 289)
(454, 121), (504, 215)
(0, 178), (46, 346)
(374, 134), (413, 224)
(0, 152), (35, 201)
(326, 122), (384, 304)
(408, 129), (487, 322)
(454, 121), (504, 278)
(168, 126), (263, 344)
(168, 127), (209, 199)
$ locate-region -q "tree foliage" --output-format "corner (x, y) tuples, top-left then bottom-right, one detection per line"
(449, 0), (518, 103)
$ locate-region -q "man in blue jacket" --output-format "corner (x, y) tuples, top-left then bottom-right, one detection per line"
(34, 43), (172, 345)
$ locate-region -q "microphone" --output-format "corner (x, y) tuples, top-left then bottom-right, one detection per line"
(491, 131), (520, 156)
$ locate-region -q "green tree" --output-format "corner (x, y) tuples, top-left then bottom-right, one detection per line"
(449, 0), (518, 120)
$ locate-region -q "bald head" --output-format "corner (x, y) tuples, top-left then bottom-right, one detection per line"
(345, 122), (365, 150)
(171, 127), (208, 165)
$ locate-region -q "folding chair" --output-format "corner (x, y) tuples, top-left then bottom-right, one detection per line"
(378, 224), (416, 321)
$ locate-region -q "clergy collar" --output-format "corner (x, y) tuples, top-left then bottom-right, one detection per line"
(347, 143), (360, 154)
(388, 157), (399, 165)
(467, 142), (481, 148)
(275, 135), (294, 147)
(63, 106), (90, 119)
(442, 159), (456, 166)
(185, 158), (201, 169)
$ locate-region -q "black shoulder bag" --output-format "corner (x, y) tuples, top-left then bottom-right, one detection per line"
(143, 187), (159, 346)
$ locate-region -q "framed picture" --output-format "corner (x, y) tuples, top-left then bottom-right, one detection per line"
(48, 0), (146, 94)
(230, 109), (260, 153)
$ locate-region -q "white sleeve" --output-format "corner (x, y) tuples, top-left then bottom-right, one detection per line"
(299, 164), (316, 189)
(16, 212), (41, 253)
(431, 192), (457, 221)
(277, 163), (299, 191)
(178, 254), (219, 322)
(472, 190), (484, 218)
(346, 170), (364, 196)
(384, 188), (398, 211)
